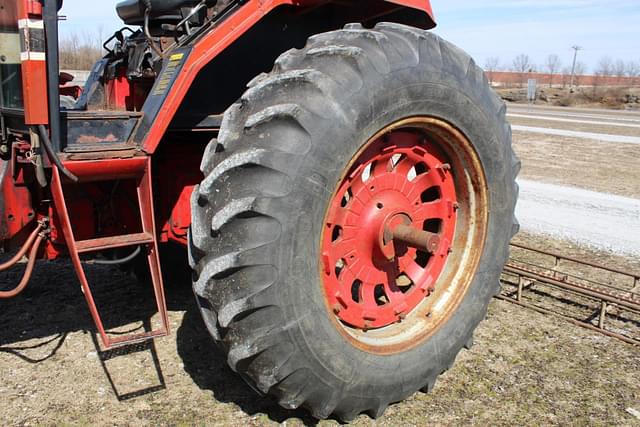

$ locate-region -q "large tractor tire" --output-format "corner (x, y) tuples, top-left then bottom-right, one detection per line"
(190, 22), (519, 420)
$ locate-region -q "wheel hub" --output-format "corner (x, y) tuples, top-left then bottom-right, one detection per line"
(321, 129), (458, 329)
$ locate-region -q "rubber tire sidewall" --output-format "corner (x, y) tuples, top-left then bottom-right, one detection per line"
(272, 66), (513, 399)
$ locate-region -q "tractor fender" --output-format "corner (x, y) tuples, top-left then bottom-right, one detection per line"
(386, 0), (435, 26)
(136, 0), (435, 154)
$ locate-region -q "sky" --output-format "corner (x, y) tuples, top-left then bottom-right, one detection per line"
(59, 0), (640, 74)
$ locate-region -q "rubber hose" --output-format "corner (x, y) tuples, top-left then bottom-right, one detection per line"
(37, 125), (79, 183)
(91, 246), (142, 266)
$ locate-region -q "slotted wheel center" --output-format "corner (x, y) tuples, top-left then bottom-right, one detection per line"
(321, 126), (459, 330)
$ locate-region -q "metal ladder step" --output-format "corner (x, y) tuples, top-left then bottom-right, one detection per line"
(50, 157), (169, 350)
(76, 233), (154, 253)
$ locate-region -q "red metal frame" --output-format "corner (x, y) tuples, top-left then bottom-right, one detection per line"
(0, 145), (34, 241)
(50, 158), (170, 348)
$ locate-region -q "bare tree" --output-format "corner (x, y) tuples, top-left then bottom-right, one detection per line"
(560, 66), (571, 88)
(512, 54), (534, 87)
(59, 28), (105, 70)
(627, 60), (640, 86)
(614, 59), (626, 83)
(484, 56), (500, 86)
(545, 54), (562, 87)
(593, 57), (613, 95)
(595, 56), (613, 77)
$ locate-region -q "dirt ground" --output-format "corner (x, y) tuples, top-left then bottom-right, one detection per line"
(1, 238), (639, 426)
(512, 131), (640, 199)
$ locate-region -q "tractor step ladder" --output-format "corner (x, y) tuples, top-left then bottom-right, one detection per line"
(50, 156), (169, 349)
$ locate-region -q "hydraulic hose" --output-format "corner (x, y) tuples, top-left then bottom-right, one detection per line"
(0, 223), (42, 272)
(91, 246), (142, 266)
(0, 231), (45, 299)
(37, 125), (79, 183)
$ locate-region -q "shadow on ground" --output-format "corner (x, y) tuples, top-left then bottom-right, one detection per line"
(0, 246), (318, 424)
(176, 308), (319, 425)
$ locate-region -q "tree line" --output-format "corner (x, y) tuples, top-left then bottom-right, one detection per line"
(484, 54), (640, 87)
(59, 29), (105, 70)
(57, 30), (640, 90)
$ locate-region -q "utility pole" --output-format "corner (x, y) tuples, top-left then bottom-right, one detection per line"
(569, 45), (583, 89)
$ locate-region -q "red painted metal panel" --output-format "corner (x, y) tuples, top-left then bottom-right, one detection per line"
(17, 0), (48, 124)
(0, 1), (18, 29)
(106, 67), (133, 110)
(387, 0), (434, 22)
(61, 157), (148, 182)
(21, 61), (48, 124)
(0, 152), (34, 241)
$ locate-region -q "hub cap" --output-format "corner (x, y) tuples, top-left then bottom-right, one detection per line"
(321, 127), (458, 329)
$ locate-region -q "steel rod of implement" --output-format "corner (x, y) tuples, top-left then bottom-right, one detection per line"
(510, 242), (640, 281)
(504, 264), (640, 313)
(598, 301), (607, 330)
(496, 295), (639, 346)
(518, 256), (636, 297)
(502, 243), (640, 346)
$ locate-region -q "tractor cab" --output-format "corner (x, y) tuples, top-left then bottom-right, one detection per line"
(0, 8), (22, 111)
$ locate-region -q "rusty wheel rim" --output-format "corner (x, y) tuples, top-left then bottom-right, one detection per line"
(320, 117), (489, 354)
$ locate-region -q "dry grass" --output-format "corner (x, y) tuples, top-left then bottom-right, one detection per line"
(512, 131), (640, 199)
(497, 86), (640, 110)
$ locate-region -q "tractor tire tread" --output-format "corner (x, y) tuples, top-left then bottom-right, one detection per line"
(191, 22), (519, 420)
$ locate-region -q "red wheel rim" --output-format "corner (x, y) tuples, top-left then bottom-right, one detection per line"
(321, 128), (459, 330)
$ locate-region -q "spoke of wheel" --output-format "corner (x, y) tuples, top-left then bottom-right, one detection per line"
(413, 202), (446, 221)
(405, 174), (439, 202)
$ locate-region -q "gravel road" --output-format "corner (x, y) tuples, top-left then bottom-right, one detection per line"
(507, 113), (640, 129)
(510, 125), (640, 144)
(516, 179), (640, 257)
(508, 104), (640, 120)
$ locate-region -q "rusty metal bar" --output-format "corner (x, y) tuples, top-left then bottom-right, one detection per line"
(504, 264), (640, 313)
(502, 243), (640, 346)
(598, 301), (607, 330)
(510, 242), (640, 281)
(390, 224), (440, 254)
(517, 276), (524, 302)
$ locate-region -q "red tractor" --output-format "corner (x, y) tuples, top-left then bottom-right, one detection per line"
(0, 0), (518, 420)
